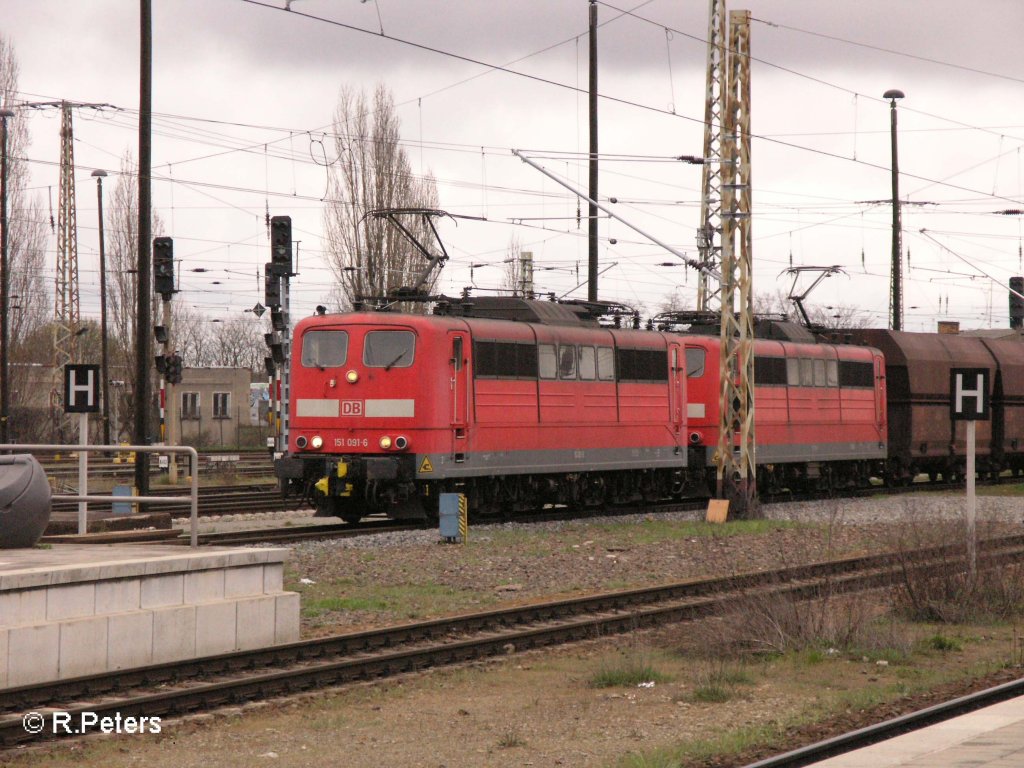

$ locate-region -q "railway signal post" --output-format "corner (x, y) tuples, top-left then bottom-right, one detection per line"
(64, 364), (100, 534)
(951, 367), (990, 582)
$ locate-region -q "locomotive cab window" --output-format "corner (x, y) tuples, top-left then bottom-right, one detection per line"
(685, 348), (706, 378)
(301, 330), (349, 368)
(364, 330), (415, 368)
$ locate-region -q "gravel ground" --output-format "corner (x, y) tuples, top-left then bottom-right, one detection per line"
(12, 490), (1024, 768)
(285, 493), (1024, 635)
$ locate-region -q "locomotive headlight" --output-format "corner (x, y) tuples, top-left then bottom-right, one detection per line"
(394, 435), (408, 450)
(311, 435), (324, 449)
(379, 436), (392, 450)
(295, 436), (308, 449)
(345, 370), (359, 384)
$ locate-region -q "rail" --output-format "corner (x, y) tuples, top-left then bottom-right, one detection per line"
(0, 443), (200, 547)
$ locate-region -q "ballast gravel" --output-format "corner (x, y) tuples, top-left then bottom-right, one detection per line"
(285, 492), (1024, 636)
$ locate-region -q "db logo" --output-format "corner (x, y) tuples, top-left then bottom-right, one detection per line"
(341, 400), (364, 416)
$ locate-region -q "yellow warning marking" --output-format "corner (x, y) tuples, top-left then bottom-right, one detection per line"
(418, 456), (434, 473)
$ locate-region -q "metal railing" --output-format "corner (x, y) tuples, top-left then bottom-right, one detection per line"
(0, 443), (200, 547)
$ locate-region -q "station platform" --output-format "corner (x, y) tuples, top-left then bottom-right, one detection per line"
(0, 543), (300, 689)
(812, 695), (1024, 767)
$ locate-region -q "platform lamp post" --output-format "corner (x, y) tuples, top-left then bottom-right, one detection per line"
(92, 169), (111, 447)
(0, 107), (15, 444)
(884, 89), (905, 332)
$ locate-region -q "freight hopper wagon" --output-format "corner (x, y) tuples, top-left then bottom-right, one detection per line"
(848, 329), (1024, 483)
(275, 299), (699, 522)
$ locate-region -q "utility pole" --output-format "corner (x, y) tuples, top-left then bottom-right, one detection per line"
(135, 0), (153, 495)
(0, 108), (13, 444)
(588, 0), (599, 302)
(696, 0), (727, 313)
(53, 102), (81, 442)
(716, 9), (757, 517)
(519, 251), (534, 298)
(885, 89), (905, 332)
(92, 169), (111, 447)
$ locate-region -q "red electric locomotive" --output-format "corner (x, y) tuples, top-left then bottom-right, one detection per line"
(682, 329), (888, 492)
(275, 298), (700, 522)
(275, 293), (1020, 521)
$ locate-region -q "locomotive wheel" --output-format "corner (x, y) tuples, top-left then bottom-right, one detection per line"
(328, 496), (364, 525)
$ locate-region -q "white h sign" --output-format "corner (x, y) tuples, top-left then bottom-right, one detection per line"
(64, 364), (101, 413)
(950, 368), (990, 421)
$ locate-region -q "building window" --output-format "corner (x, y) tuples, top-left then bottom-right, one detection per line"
(213, 392), (230, 419)
(181, 392), (200, 420)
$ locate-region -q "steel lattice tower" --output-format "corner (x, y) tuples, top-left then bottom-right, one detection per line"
(696, 0), (727, 313)
(716, 10), (757, 516)
(53, 101), (80, 437)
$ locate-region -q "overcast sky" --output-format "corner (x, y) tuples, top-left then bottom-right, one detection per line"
(4, 0), (1023, 332)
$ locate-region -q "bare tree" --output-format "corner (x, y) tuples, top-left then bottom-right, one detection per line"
(104, 149), (163, 432)
(500, 235), (526, 296)
(206, 314), (267, 371)
(323, 83), (440, 311)
(170, 300), (213, 368)
(1, 35), (52, 441)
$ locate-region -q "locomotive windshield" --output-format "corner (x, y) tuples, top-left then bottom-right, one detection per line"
(301, 330), (349, 368)
(364, 330), (416, 369)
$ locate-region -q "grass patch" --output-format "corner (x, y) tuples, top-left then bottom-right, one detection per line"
(496, 727), (527, 748)
(303, 595), (390, 617)
(589, 651), (671, 689)
(978, 481), (1024, 497)
(924, 633), (963, 652)
(688, 661), (754, 704)
(296, 582), (478, 621)
(618, 722), (787, 768)
(602, 518), (805, 548)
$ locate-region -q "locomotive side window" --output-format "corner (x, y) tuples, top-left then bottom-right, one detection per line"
(597, 347), (615, 380)
(813, 359), (826, 387)
(826, 359), (839, 387)
(364, 330), (415, 369)
(685, 348), (705, 378)
(839, 360), (874, 388)
(538, 344), (557, 379)
(473, 340), (538, 379)
(799, 358), (814, 387)
(579, 346), (597, 380)
(301, 330), (349, 368)
(754, 356), (786, 386)
(787, 358), (799, 386)
(616, 348), (669, 382)
(558, 345), (577, 379)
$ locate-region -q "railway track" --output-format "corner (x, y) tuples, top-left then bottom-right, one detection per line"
(49, 484), (308, 519)
(43, 474), (1020, 547)
(3, 534), (1024, 749)
(743, 676), (1024, 768)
